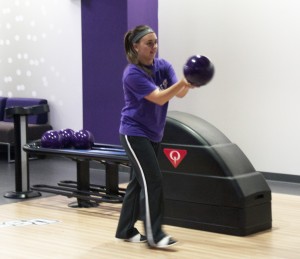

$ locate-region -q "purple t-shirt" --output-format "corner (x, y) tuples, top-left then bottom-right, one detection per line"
(119, 58), (177, 142)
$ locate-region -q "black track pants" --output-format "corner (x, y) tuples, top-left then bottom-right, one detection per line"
(115, 135), (166, 245)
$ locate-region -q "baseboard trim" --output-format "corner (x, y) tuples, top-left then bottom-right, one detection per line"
(261, 172), (300, 184)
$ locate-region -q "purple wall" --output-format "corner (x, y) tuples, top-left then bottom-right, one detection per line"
(82, 0), (158, 145)
(128, 0), (158, 32)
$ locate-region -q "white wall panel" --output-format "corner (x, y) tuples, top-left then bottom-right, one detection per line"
(159, 0), (300, 175)
(0, 0), (82, 130)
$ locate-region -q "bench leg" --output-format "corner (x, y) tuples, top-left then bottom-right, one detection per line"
(105, 162), (119, 195)
(68, 159), (98, 208)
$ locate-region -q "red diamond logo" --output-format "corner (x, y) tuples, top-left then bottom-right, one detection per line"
(163, 148), (187, 168)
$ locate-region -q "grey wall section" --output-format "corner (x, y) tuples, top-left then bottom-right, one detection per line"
(81, 0), (158, 145)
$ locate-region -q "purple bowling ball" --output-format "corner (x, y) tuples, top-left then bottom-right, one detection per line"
(183, 55), (214, 87)
(58, 128), (75, 148)
(72, 129), (95, 149)
(41, 130), (63, 148)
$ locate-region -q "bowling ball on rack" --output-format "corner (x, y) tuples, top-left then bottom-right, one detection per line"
(72, 129), (95, 149)
(58, 128), (75, 148)
(41, 130), (63, 149)
(183, 55), (215, 87)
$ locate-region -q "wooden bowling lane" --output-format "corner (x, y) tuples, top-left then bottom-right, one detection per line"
(0, 193), (299, 258)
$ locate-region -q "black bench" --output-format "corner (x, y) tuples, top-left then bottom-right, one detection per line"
(24, 141), (129, 207)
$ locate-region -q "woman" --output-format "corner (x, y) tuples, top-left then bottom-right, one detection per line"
(115, 25), (192, 249)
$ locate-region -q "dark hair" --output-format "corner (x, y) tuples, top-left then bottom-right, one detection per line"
(124, 25), (153, 64)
